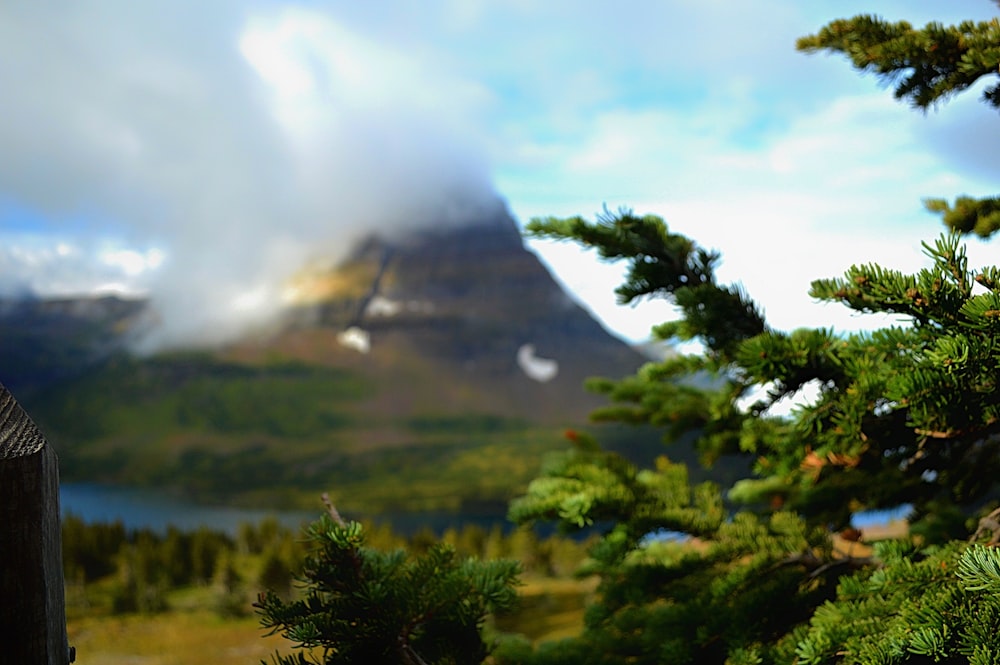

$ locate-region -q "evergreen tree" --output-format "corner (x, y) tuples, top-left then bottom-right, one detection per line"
(495, 6), (1000, 664)
(213, 550), (251, 618)
(794, 540), (1000, 664)
(110, 534), (169, 615)
(258, 547), (296, 603)
(255, 501), (520, 665)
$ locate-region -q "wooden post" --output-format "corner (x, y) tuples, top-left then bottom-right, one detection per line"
(0, 382), (73, 665)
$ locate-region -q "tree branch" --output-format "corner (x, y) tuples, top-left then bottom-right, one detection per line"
(970, 507), (1000, 546)
(321, 492), (347, 528)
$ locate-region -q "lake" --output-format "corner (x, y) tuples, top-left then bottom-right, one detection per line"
(60, 482), (909, 538)
(59, 482), (512, 536)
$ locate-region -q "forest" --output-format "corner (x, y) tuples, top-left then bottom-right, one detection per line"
(60, 513), (595, 663)
(251, 7), (1000, 665)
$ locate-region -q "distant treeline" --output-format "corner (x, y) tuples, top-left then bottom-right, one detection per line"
(62, 513), (590, 618)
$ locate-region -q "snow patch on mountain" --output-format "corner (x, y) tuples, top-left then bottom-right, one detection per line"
(338, 326), (371, 353)
(517, 344), (558, 382)
(365, 296), (402, 317)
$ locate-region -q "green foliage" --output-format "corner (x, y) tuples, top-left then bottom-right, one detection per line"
(213, 551), (252, 618)
(793, 542), (1000, 664)
(504, 435), (840, 664)
(62, 513), (127, 583)
(34, 353), (369, 442)
(36, 348), (569, 512)
(757, 234), (1000, 525)
(258, 549), (296, 602)
(255, 514), (521, 665)
(498, 8), (1000, 661)
(61, 515), (310, 623)
(797, 12), (1000, 239)
(505, 211), (1000, 662)
(530, 212), (1000, 528)
(796, 14), (1000, 110)
(528, 208), (765, 359)
(925, 196), (1000, 239)
(510, 431), (724, 536)
(110, 533), (170, 614)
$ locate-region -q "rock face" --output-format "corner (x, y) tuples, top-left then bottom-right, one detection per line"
(259, 200), (643, 423)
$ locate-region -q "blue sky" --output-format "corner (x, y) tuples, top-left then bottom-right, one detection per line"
(1, 1), (998, 348)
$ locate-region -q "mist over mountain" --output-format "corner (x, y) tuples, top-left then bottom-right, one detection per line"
(0, 204), (654, 514)
(0, 2), (505, 352)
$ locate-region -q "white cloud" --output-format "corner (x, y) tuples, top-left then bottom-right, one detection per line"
(0, 0), (996, 351)
(0, 2), (499, 350)
(514, 85), (995, 341)
(99, 247), (165, 277)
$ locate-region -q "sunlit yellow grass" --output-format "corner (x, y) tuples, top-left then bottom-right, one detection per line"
(67, 575), (597, 664)
(495, 575), (598, 645)
(68, 611), (296, 665)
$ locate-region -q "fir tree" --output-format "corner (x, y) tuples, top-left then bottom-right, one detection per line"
(495, 6), (1000, 664)
(255, 499), (521, 665)
(794, 541), (1000, 665)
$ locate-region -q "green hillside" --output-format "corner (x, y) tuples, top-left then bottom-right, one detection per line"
(26, 350), (574, 513)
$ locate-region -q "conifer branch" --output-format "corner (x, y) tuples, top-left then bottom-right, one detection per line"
(321, 492), (347, 528)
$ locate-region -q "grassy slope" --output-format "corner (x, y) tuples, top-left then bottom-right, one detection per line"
(66, 564), (596, 665)
(66, 577), (595, 665)
(11, 225), (650, 517)
(63, 522), (910, 665)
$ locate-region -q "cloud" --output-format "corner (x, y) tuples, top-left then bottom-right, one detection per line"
(0, 2), (498, 350)
(1, 0), (995, 351)
(514, 86), (995, 340)
(0, 235), (154, 297)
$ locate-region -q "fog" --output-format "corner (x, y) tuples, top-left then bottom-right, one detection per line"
(0, 2), (498, 350)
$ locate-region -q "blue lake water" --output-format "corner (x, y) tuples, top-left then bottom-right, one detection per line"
(60, 483), (317, 535)
(852, 505), (912, 527)
(59, 483), (511, 536)
(59, 483), (910, 538)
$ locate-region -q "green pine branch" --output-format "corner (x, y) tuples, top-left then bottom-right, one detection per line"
(796, 15), (1000, 110)
(925, 196), (1000, 238)
(799, 14), (1000, 239)
(527, 208), (766, 360)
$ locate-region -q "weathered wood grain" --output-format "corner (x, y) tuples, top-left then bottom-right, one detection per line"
(0, 383), (72, 664)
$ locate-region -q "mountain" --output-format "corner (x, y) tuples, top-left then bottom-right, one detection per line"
(244, 198), (642, 423)
(0, 294), (145, 396)
(1, 201), (652, 515)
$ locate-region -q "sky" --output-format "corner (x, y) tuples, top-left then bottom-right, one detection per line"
(1, 0), (998, 349)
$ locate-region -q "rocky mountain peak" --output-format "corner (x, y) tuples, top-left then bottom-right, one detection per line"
(277, 203), (641, 397)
